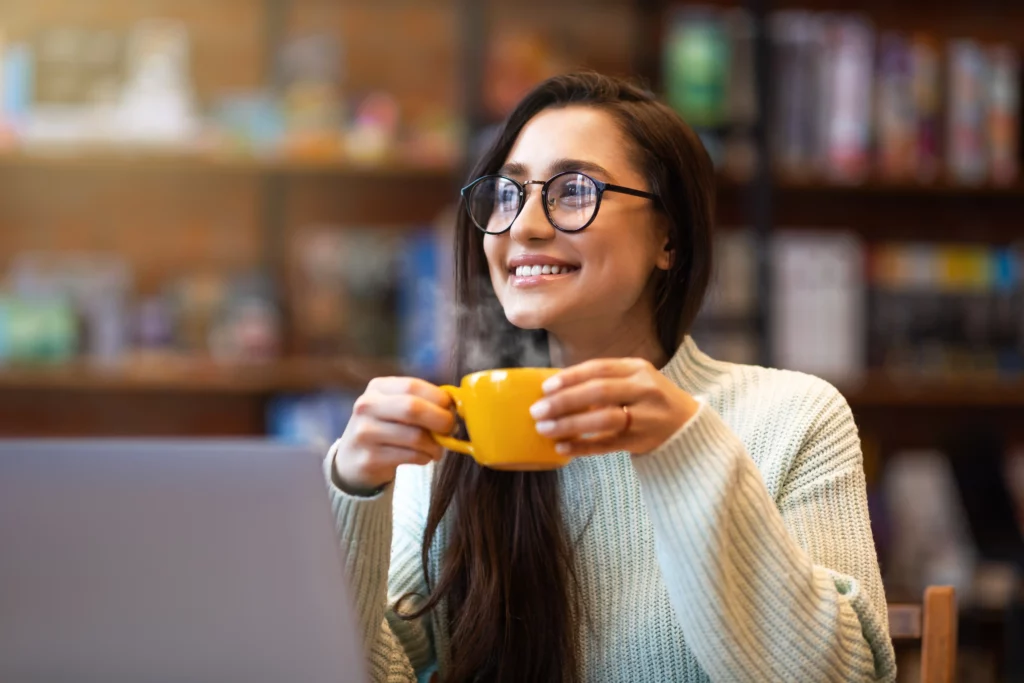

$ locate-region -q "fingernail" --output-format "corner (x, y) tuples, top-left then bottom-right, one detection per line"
(555, 442), (572, 454)
(535, 420), (556, 434)
(542, 376), (561, 393)
(529, 400), (550, 419)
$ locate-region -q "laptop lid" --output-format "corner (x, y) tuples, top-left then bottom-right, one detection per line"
(0, 439), (367, 683)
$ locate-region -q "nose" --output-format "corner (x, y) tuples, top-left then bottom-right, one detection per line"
(509, 184), (556, 244)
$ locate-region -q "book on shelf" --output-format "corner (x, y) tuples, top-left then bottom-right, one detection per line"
(724, 8), (757, 129)
(691, 227), (760, 365)
(947, 39), (990, 185)
(876, 32), (916, 181)
(765, 10), (1021, 186)
(868, 242), (1024, 378)
(704, 227), (757, 320)
(769, 12), (876, 182)
(821, 15), (875, 183)
(770, 229), (867, 383)
(989, 44), (1021, 186)
(910, 34), (942, 183)
(664, 6), (731, 131)
(770, 11), (824, 176)
(663, 5), (758, 177)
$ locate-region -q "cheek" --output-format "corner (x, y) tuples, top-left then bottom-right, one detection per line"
(579, 241), (659, 302)
(586, 232), (651, 276)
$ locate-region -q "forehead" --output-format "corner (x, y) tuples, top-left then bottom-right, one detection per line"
(503, 105), (634, 176)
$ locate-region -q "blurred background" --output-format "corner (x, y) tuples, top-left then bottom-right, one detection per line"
(0, 0), (1021, 679)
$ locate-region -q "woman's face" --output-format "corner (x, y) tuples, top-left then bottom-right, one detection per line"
(482, 105), (671, 338)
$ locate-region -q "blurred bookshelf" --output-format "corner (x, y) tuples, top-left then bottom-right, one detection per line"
(0, 1), (1021, 422)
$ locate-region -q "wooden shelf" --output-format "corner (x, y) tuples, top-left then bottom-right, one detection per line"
(774, 174), (1024, 198)
(0, 355), (400, 394)
(0, 148), (459, 178)
(3, 357), (1023, 409)
(840, 373), (1024, 408)
(5, 149), (1018, 196)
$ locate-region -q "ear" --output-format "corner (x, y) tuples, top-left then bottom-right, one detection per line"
(651, 211), (674, 270)
(655, 233), (674, 271)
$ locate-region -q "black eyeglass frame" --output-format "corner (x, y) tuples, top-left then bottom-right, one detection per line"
(459, 170), (660, 234)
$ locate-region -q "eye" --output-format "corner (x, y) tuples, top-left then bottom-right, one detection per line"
(554, 178), (597, 208)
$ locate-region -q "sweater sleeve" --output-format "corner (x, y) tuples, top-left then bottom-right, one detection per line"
(323, 442), (437, 682)
(630, 385), (896, 682)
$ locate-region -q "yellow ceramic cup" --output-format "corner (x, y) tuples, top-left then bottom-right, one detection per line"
(430, 368), (571, 471)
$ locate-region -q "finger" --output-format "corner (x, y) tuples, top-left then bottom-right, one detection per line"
(554, 435), (626, 458)
(535, 406), (628, 441)
(542, 358), (646, 394)
(370, 446), (437, 469)
(531, 377), (645, 421)
(354, 420), (445, 460)
(354, 393), (455, 435)
(367, 376), (452, 408)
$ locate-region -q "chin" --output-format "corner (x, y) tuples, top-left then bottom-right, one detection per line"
(504, 308), (551, 330)
(501, 300), (566, 331)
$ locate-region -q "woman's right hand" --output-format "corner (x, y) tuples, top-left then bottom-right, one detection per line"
(333, 376), (456, 494)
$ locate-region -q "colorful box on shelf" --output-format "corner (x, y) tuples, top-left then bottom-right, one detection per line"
(0, 297), (77, 365)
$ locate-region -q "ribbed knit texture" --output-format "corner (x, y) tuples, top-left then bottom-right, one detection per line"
(324, 337), (897, 682)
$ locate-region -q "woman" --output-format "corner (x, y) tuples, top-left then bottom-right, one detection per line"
(326, 72), (896, 683)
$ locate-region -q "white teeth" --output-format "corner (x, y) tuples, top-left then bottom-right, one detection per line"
(513, 264), (576, 276)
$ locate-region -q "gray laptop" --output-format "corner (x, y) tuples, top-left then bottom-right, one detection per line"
(0, 439), (367, 683)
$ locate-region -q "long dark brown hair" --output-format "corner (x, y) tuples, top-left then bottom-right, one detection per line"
(402, 72), (715, 683)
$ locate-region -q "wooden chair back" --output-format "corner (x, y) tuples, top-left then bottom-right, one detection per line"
(888, 585), (958, 683)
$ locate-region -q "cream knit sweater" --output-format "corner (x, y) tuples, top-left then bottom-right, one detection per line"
(324, 337), (897, 682)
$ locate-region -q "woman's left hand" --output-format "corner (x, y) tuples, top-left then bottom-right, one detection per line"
(530, 358), (701, 457)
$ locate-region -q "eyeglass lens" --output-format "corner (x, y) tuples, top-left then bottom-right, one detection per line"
(467, 173), (599, 233)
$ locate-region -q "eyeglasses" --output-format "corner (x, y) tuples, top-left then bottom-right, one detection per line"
(460, 171), (659, 234)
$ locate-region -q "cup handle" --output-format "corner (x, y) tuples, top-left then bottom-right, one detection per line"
(430, 385), (474, 457)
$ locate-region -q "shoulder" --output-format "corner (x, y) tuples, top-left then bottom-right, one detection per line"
(698, 359), (861, 488)
(702, 357), (852, 430)
(671, 339), (863, 498)
(666, 337), (851, 432)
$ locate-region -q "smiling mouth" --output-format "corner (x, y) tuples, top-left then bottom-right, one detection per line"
(510, 264), (580, 277)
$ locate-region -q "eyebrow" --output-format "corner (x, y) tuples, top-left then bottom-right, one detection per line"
(498, 158), (613, 180)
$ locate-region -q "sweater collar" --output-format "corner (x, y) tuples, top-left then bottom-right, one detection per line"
(660, 336), (729, 397)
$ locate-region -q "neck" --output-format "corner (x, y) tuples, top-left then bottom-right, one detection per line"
(547, 316), (669, 369)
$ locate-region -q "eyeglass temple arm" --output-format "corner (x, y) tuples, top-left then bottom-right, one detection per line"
(602, 183), (659, 201)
